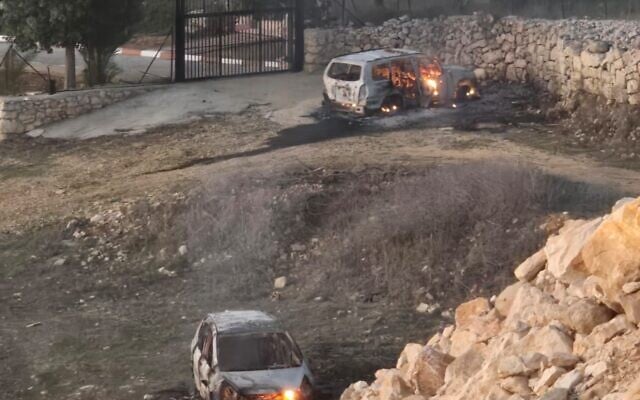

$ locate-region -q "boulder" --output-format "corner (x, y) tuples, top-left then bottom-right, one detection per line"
(580, 199), (640, 318)
(517, 325), (574, 358)
(521, 352), (549, 372)
(573, 314), (635, 357)
(340, 382), (369, 400)
(377, 369), (412, 400)
(624, 376), (640, 400)
(541, 388), (569, 400)
(620, 291), (640, 324)
(412, 346), (454, 396)
(444, 344), (486, 387)
(504, 284), (560, 330)
(534, 366), (566, 394)
(455, 297), (491, 329)
(553, 369), (583, 390)
(548, 352), (580, 368)
(514, 249), (547, 282)
(449, 329), (480, 357)
(545, 218), (602, 285)
(584, 361), (607, 379)
(463, 309), (503, 342)
(495, 282), (523, 318)
(396, 343), (423, 371)
(559, 298), (615, 334)
(497, 356), (529, 378)
(623, 282), (640, 295)
(499, 376), (532, 396)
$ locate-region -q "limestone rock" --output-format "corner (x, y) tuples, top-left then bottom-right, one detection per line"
(497, 356), (529, 378)
(514, 249), (547, 282)
(545, 218), (602, 285)
(624, 376), (640, 400)
(620, 291), (640, 323)
(560, 298), (615, 334)
(553, 369), (583, 390)
(541, 388), (569, 400)
(412, 346), (454, 396)
(580, 199), (640, 319)
(534, 366), (566, 394)
(396, 343), (423, 371)
(504, 283), (560, 331)
(444, 344), (486, 387)
(521, 352), (549, 372)
(623, 282), (640, 295)
(274, 276), (287, 289)
(573, 314), (634, 357)
(455, 297), (491, 329)
(548, 352), (580, 368)
(495, 282), (523, 318)
(499, 376), (532, 396)
(517, 325), (574, 358)
(584, 361), (607, 379)
(377, 369), (412, 400)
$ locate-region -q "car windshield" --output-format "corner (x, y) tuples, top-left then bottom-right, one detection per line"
(217, 332), (302, 372)
(328, 62), (362, 81)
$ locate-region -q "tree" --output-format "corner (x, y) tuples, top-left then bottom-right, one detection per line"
(1, 0), (88, 89)
(81, 0), (143, 85)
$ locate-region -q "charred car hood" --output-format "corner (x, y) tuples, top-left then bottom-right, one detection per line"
(221, 367), (305, 394)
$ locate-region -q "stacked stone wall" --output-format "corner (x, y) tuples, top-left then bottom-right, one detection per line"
(305, 14), (640, 106)
(0, 86), (158, 137)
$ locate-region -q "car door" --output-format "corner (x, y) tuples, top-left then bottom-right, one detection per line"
(193, 322), (214, 399)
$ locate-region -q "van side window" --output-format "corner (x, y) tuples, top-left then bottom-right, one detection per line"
(328, 62), (362, 81)
(372, 63), (390, 81)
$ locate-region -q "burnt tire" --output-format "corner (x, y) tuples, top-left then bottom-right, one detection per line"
(456, 85), (471, 102)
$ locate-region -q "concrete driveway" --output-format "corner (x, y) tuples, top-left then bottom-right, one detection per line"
(37, 72), (324, 139)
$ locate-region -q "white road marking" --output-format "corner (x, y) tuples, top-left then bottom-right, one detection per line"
(222, 58), (243, 65)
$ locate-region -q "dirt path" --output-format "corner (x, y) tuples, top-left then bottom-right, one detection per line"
(2, 84), (640, 400)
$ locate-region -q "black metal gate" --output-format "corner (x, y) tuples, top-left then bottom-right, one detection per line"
(174, 0), (304, 81)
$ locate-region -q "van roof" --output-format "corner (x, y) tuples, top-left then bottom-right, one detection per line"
(332, 48), (421, 64)
(206, 310), (283, 335)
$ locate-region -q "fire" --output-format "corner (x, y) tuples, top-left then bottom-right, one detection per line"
(283, 390), (297, 400)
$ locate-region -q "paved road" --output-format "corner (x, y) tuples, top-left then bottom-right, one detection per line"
(0, 43), (172, 83)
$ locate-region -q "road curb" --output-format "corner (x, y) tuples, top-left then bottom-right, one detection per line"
(116, 47), (176, 61)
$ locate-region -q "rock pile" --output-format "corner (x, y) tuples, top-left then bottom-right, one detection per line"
(305, 14), (640, 107)
(340, 198), (640, 400)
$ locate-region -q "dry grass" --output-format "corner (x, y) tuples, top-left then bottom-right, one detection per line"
(184, 162), (620, 308)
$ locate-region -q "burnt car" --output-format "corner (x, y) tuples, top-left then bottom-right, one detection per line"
(191, 311), (315, 400)
(322, 48), (479, 115)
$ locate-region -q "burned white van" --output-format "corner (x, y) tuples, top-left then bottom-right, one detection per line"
(322, 49), (479, 116)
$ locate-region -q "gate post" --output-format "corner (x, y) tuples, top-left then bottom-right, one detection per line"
(293, 0), (305, 72)
(174, 0), (186, 82)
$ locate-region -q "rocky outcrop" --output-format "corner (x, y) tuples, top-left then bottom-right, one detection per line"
(340, 197), (640, 400)
(305, 14), (640, 107)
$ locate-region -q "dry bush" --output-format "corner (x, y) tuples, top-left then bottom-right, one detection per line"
(185, 162), (620, 308)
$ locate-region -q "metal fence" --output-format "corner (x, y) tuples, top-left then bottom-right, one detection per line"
(174, 0), (304, 81)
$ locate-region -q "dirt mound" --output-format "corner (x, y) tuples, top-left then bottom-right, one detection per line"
(340, 198), (640, 400)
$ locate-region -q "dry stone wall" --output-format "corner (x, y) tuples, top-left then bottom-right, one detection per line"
(0, 86), (158, 137)
(305, 14), (640, 107)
